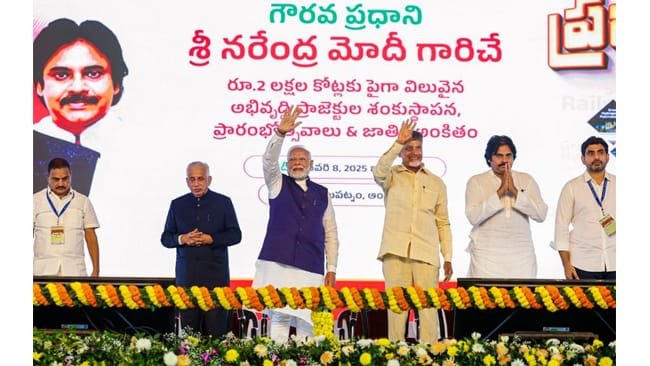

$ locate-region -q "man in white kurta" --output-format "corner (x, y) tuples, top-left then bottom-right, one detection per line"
(465, 135), (547, 278)
(33, 158), (100, 276)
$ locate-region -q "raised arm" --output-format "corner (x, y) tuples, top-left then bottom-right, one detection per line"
(264, 106), (302, 198)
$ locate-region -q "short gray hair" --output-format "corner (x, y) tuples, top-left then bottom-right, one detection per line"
(287, 145), (311, 160)
(186, 161), (210, 175)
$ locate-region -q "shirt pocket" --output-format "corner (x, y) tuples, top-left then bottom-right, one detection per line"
(420, 187), (438, 211)
(63, 207), (85, 228)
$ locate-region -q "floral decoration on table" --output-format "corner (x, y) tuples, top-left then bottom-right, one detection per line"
(33, 328), (615, 366)
(33, 283), (616, 313)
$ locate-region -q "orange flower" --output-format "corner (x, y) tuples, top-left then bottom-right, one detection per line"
(153, 285), (172, 306)
(128, 285), (147, 309)
(200, 286), (216, 309)
(222, 287), (242, 309)
(371, 288), (386, 310)
(599, 286), (616, 308)
(456, 287), (473, 308)
(546, 285), (569, 310)
(500, 288), (516, 308)
(176, 286), (195, 309)
(266, 285), (284, 308)
(310, 287), (321, 311)
(573, 286), (594, 309)
(81, 283), (98, 307)
(245, 287), (264, 311)
(478, 287), (497, 309)
(436, 288), (452, 311)
(33, 284), (49, 306)
(521, 286), (542, 309)
(329, 287), (345, 308)
(104, 285), (123, 307)
(56, 283), (75, 307)
(350, 287), (365, 310)
(392, 287), (410, 311)
(411, 286), (429, 309)
(290, 287), (306, 309)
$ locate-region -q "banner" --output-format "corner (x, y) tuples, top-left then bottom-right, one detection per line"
(33, 0), (616, 280)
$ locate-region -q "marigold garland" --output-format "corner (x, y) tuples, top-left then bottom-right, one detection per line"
(213, 287), (232, 310)
(144, 285), (162, 308)
(32, 283), (616, 314)
(280, 287), (296, 309)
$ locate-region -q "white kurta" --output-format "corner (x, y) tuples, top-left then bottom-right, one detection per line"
(33, 188), (100, 276)
(465, 170), (548, 278)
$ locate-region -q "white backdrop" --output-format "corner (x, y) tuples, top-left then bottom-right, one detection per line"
(33, 0), (616, 281)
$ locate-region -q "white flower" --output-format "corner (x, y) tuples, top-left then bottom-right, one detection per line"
(397, 345), (410, 356)
(135, 338), (152, 352)
(471, 343), (485, 353)
(510, 359), (526, 366)
(387, 360), (400, 366)
(499, 335), (509, 343)
(471, 332), (481, 340)
(341, 345), (354, 356)
(608, 340), (616, 348)
(568, 343), (585, 353)
(314, 335), (326, 344)
(285, 360), (297, 366)
(546, 338), (561, 346)
(163, 351), (178, 366)
(415, 346), (428, 357)
(357, 339), (373, 348)
(548, 346), (561, 355)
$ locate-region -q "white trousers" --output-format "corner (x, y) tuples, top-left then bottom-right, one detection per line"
(268, 310), (313, 343)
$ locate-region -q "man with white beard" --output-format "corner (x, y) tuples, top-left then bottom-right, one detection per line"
(252, 106), (340, 343)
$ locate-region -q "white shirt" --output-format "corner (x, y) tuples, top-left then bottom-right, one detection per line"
(252, 133), (339, 322)
(552, 171), (616, 272)
(465, 170), (548, 278)
(33, 188), (99, 276)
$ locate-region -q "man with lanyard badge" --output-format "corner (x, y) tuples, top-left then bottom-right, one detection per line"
(33, 157), (100, 276)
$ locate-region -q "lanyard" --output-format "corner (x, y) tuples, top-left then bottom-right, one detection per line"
(46, 191), (75, 225)
(587, 178), (607, 215)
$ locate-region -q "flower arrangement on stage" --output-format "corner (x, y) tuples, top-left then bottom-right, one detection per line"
(33, 283), (616, 313)
(33, 328), (615, 366)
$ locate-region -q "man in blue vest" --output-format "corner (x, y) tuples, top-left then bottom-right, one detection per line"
(161, 161), (242, 338)
(252, 106), (340, 343)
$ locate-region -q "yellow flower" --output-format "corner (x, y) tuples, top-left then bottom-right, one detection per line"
(187, 335), (199, 346)
(79, 362), (90, 366)
(375, 338), (391, 348)
(431, 341), (447, 355)
(447, 345), (458, 357)
(177, 354), (191, 366)
(359, 352), (372, 365)
(524, 353), (536, 366)
(320, 351), (334, 365)
(254, 343), (268, 358)
(495, 343), (508, 357)
(483, 354), (496, 366)
(442, 359), (457, 366)
(225, 349), (239, 362)
(33, 352), (42, 361)
(592, 339), (604, 349)
(598, 356), (613, 366)
(263, 360), (274, 366)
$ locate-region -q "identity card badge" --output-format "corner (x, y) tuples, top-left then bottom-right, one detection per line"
(51, 226), (65, 244)
(599, 214), (616, 236)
